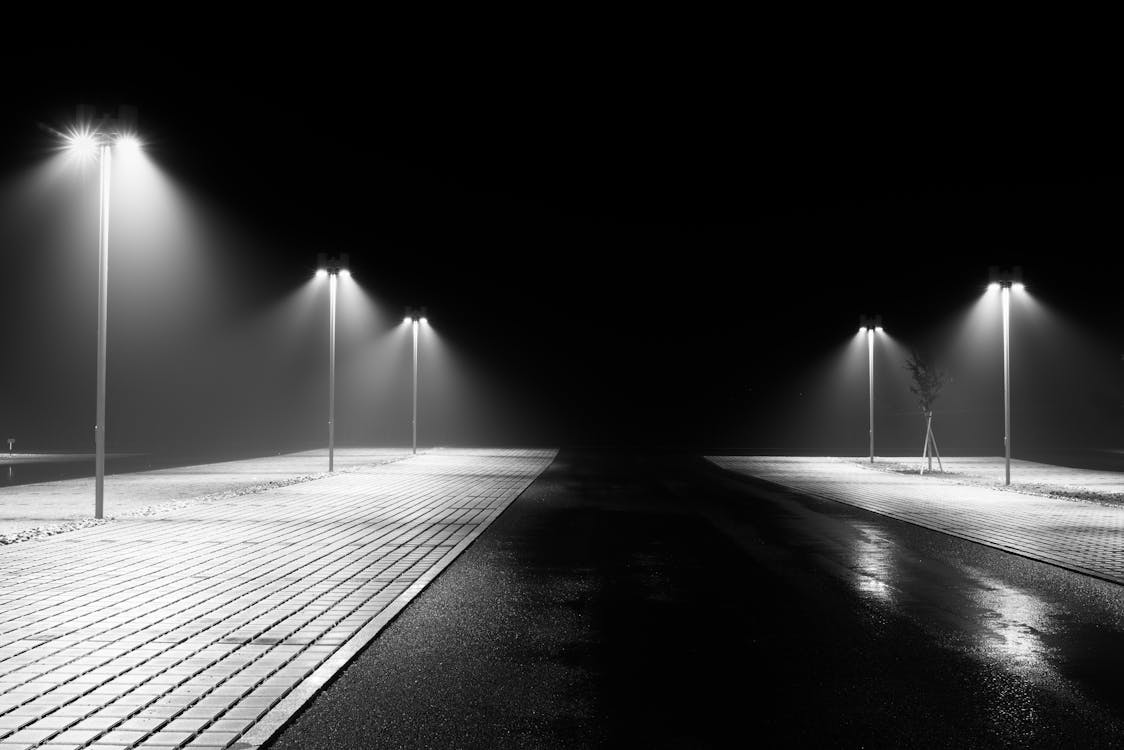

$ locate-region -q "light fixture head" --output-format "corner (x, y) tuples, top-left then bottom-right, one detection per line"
(114, 132), (142, 151)
(64, 126), (99, 158)
(859, 313), (882, 332)
(64, 104), (140, 157)
(406, 305), (428, 323)
(317, 252), (350, 276)
(988, 265), (1024, 289)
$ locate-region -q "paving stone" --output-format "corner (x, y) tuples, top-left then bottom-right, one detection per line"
(25, 713), (75, 731)
(49, 727), (103, 744)
(137, 730), (195, 746)
(710, 456), (1124, 585)
(70, 716), (120, 731)
(4, 727), (55, 744)
(0, 449), (554, 748)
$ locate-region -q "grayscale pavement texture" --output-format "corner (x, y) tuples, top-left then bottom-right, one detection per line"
(709, 456), (1124, 585)
(0, 448), (555, 749)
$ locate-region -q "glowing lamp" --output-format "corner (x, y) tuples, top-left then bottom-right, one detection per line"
(61, 104), (140, 521)
(317, 251), (349, 474)
(65, 106), (139, 161)
(857, 313), (883, 463)
(316, 252), (349, 278)
(114, 133), (142, 151)
(986, 265), (1023, 486)
(988, 265), (1023, 289)
(65, 127), (99, 159)
(404, 305), (428, 454)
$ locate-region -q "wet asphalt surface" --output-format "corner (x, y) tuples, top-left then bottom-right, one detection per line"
(266, 449), (1124, 749)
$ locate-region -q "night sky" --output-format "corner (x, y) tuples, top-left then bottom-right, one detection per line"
(1, 36), (1122, 455)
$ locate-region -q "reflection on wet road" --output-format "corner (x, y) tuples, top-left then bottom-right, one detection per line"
(269, 451), (1124, 748)
(846, 521), (1056, 676)
(968, 569), (1055, 671)
(700, 460), (1124, 742)
(850, 523), (897, 604)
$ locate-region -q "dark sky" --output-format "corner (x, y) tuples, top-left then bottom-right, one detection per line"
(2, 33), (1123, 453)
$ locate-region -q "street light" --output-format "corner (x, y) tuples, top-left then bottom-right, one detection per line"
(404, 306), (427, 454)
(859, 314), (884, 463)
(62, 104), (139, 519)
(317, 253), (350, 471)
(988, 266), (1024, 486)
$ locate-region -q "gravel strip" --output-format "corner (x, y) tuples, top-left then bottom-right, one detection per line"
(846, 457), (1124, 508)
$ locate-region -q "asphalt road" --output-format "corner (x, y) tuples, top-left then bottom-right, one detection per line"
(265, 449), (1124, 749)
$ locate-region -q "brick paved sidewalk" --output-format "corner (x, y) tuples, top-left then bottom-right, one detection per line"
(708, 456), (1124, 585)
(0, 449), (412, 541)
(0, 448), (556, 749)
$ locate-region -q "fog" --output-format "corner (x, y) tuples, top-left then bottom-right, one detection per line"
(741, 288), (1124, 458)
(3, 136), (1124, 463)
(0, 147), (550, 459)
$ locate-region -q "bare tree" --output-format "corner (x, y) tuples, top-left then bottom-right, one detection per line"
(904, 351), (949, 473)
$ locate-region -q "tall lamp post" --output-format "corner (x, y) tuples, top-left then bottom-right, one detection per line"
(63, 105), (140, 519)
(988, 266), (1023, 486)
(316, 253), (350, 471)
(859, 314), (883, 463)
(404, 307), (427, 454)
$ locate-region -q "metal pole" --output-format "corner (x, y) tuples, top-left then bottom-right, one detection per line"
(328, 272), (337, 472)
(95, 143), (111, 519)
(868, 327), (874, 463)
(1002, 285), (1011, 485)
(412, 319), (419, 454)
